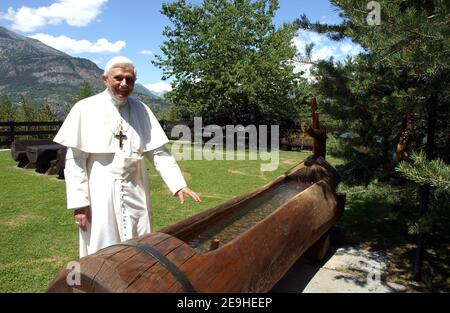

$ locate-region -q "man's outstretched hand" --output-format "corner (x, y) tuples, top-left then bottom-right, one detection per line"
(176, 187), (201, 204)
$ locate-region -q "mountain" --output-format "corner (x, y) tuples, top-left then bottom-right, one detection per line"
(0, 26), (104, 104)
(0, 26), (169, 116)
(133, 83), (160, 99)
(150, 89), (169, 99)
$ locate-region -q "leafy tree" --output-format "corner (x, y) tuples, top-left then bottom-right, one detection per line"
(64, 82), (93, 117)
(154, 0), (307, 129)
(0, 95), (17, 122)
(37, 103), (57, 121)
(18, 95), (38, 122)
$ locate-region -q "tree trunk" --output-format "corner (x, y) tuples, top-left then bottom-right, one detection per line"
(414, 92), (437, 281)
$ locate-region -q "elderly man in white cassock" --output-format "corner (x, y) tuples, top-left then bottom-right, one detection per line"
(54, 56), (201, 258)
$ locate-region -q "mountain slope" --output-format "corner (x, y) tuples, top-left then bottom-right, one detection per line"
(0, 26), (105, 104)
(0, 26), (165, 112)
(133, 83), (160, 99)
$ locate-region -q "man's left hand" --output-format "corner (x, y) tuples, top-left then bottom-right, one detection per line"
(176, 187), (201, 204)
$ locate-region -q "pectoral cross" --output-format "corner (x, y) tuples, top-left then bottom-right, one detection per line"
(115, 123), (128, 149)
(115, 130), (127, 149)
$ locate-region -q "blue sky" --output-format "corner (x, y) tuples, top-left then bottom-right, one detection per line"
(0, 0), (362, 94)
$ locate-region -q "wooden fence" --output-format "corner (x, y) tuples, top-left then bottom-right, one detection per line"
(0, 121), (312, 151)
(0, 121), (63, 148)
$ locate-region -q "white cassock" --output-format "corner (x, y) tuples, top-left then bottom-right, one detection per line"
(54, 89), (187, 258)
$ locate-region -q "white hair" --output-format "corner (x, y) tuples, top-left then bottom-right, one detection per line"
(103, 56), (137, 77)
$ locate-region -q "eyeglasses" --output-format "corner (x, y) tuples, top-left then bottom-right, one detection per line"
(113, 75), (136, 84)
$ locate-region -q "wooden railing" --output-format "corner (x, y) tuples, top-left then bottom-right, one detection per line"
(0, 121), (63, 148)
(0, 120), (310, 150)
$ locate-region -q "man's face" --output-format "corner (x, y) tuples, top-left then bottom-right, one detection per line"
(102, 65), (136, 101)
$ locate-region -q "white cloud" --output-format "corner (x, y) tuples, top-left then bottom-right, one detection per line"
(292, 30), (363, 79)
(315, 45), (337, 60)
(340, 42), (362, 56)
(28, 33), (126, 54)
(296, 30), (325, 47)
(144, 81), (172, 94)
(139, 50), (154, 55)
(294, 63), (314, 76)
(0, 0), (107, 32)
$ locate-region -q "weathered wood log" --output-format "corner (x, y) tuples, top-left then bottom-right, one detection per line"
(26, 143), (65, 174)
(46, 147), (67, 178)
(280, 137), (313, 151)
(10, 139), (55, 167)
(301, 97), (327, 159)
(47, 155), (345, 293)
(57, 147), (67, 179)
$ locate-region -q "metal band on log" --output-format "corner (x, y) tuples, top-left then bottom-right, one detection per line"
(110, 242), (197, 293)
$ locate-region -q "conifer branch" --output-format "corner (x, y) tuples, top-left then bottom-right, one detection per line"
(396, 151), (450, 192)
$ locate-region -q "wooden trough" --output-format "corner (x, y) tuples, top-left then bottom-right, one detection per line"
(26, 143), (65, 173)
(46, 147), (67, 179)
(10, 139), (66, 176)
(11, 139), (54, 168)
(47, 154), (345, 293)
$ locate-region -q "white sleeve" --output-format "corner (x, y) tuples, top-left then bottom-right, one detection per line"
(144, 145), (187, 195)
(64, 147), (90, 209)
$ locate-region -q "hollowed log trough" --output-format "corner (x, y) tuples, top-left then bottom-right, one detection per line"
(47, 155), (345, 293)
(11, 139), (55, 168)
(26, 143), (65, 173)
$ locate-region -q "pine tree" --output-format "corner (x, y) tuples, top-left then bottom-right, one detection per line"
(396, 151), (450, 193)
(296, 0), (449, 281)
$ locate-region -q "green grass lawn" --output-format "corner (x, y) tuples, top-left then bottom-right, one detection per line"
(0, 147), (336, 292)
